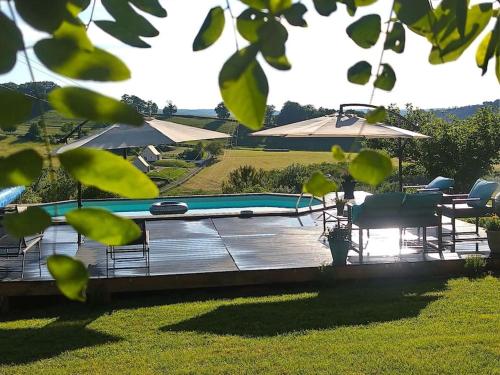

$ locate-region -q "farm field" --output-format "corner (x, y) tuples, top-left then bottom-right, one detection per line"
(174, 149), (339, 194)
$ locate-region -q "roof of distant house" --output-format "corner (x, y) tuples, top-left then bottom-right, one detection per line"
(134, 155), (150, 167)
(145, 145), (161, 155)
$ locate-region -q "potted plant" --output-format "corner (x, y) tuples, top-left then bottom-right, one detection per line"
(484, 215), (500, 257)
(341, 173), (356, 200)
(335, 197), (347, 216)
(327, 225), (351, 266)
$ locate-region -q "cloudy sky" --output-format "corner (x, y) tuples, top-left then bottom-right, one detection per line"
(2, 0), (498, 110)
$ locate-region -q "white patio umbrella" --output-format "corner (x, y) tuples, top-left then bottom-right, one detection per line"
(251, 114), (429, 191)
(56, 118), (230, 245)
(56, 119), (230, 154)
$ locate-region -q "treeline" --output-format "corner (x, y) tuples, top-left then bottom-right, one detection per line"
(431, 100), (499, 120)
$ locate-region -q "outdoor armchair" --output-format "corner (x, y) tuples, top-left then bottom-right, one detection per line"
(440, 179), (498, 251)
(0, 207), (43, 278)
(106, 219), (150, 276)
(403, 176), (454, 193)
(347, 192), (443, 261)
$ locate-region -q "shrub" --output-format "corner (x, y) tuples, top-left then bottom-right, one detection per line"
(179, 142), (204, 160)
(483, 216), (500, 231)
(25, 122), (42, 141)
(464, 255), (487, 278)
(205, 142), (225, 157)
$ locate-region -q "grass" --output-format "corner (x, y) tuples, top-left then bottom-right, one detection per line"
(148, 167), (190, 182)
(0, 276), (498, 374)
(175, 149), (338, 194)
(153, 159), (195, 168)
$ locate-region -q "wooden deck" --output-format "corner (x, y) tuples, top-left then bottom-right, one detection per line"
(0, 210), (492, 286)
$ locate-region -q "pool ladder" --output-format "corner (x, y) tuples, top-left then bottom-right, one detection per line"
(295, 192), (315, 212)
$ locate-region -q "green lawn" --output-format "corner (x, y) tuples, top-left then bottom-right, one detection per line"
(169, 116), (237, 134)
(148, 167), (190, 182)
(1, 276), (498, 374)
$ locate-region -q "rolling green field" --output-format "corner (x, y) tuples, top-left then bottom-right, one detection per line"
(168, 116), (237, 134)
(0, 276), (498, 374)
(175, 149), (338, 194)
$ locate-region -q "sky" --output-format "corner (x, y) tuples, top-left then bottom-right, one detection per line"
(1, 0), (499, 111)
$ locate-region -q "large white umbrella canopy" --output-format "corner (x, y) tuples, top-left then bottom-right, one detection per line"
(56, 119), (230, 153)
(251, 114), (429, 139)
(252, 114), (429, 192)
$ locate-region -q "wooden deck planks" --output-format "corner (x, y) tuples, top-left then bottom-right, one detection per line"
(0, 212), (492, 283)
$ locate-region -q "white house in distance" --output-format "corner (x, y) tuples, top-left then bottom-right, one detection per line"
(141, 145), (161, 163)
(133, 155), (150, 173)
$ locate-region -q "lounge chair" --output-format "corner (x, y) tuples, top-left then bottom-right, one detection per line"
(347, 192), (443, 261)
(106, 219), (150, 276)
(0, 208), (43, 278)
(440, 179), (498, 251)
(403, 176), (454, 193)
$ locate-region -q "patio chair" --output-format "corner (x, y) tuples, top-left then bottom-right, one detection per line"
(403, 176), (454, 193)
(106, 219), (150, 276)
(0, 208), (43, 278)
(440, 179), (498, 251)
(347, 192), (443, 261)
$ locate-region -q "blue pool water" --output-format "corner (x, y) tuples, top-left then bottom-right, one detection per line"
(39, 194), (322, 217)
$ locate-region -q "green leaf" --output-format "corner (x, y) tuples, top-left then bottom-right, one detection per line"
(0, 149), (43, 188)
(193, 6), (225, 51)
(101, 0), (159, 37)
(346, 14), (381, 48)
(373, 63), (396, 91)
(453, 0), (468, 39)
(219, 46), (269, 130)
(476, 22), (498, 76)
(340, 0), (357, 16)
(263, 54), (292, 70)
(0, 11), (24, 74)
(49, 87), (143, 126)
(384, 22), (405, 53)
(331, 145), (346, 161)
(268, 0), (292, 15)
(59, 148), (159, 198)
(258, 20), (288, 58)
(496, 52), (500, 84)
(65, 208), (141, 245)
(0, 89), (33, 131)
(283, 3), (308, 27)
(354, 0), (377, 5)
(349, 149), (393, 186)
(366, 106), (386, 123)
(14, 0), (73, 32)
(237, 9), (267, 43)
(34, 22), (130, 81)
(3, 207), (51, 238)
(47, 255), (88, 302)
(347, 61), (372, 85)
(94, 20), (151, 48)
(241, 0), (268, 10)
(303, 172), (338, 197)
(429, 2), (492, 64)
(313, 0), (337, 16)
(393, 0), (434, 37)
(129, 0), (167, 17)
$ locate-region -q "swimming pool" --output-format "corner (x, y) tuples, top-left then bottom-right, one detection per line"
(39, 194), (323, 218)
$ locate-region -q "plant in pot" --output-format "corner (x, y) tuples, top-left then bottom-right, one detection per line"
(327, 225), (351, 266)
(335, 197), (347, 216)
(484, 215), (500, 257)
(341, 173), (356, 200)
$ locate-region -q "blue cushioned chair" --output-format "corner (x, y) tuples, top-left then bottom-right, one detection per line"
(440, 179), (499, 251)
(403, 176), (454, 193)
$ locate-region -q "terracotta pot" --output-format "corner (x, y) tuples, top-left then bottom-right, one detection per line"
(487, 230), (500, 255)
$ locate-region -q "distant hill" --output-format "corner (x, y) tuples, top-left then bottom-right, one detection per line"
(176, 108), (216, 117)
(429, 100), (499, 120)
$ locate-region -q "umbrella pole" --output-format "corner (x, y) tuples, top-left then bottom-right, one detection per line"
(77, 181), (82, 246)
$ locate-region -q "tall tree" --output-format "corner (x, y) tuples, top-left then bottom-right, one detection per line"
(215, 101), (230, 119)
(121, 94), (158, 115)
(264, 105), (276, 127)
(162, 100), (177, 117)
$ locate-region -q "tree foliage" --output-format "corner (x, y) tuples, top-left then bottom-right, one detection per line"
(214, 101), (230, 119)
(162, 100), (177, 118)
